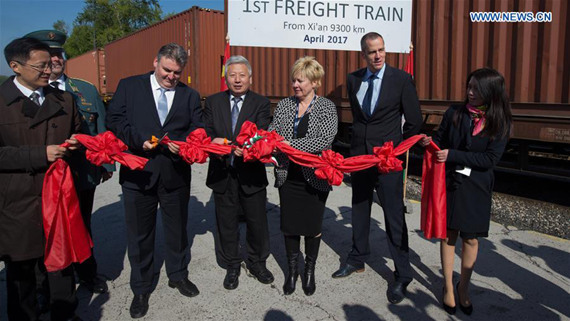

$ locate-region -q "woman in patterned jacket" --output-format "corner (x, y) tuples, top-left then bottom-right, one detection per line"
(269, 56), (338, 296)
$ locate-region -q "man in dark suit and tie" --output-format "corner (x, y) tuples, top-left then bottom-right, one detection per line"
(203, 55), (273, 290)
(332, 32), (422, 304)
(106, 43), (203, 318)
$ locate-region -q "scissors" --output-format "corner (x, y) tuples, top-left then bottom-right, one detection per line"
(151, 132), (168, 147)
(157, 132), (168, 144)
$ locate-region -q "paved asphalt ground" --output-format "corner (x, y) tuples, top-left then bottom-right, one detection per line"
(1, 163), (569, 320)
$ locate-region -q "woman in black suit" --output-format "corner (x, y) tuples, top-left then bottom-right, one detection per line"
(421, 68), (512, 315)
(269, 56), (338, 296)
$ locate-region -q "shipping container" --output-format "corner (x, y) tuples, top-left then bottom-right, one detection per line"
(103, 6), (225, 98)
(66, 49), (106, 94)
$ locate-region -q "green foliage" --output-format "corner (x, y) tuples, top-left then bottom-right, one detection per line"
(53, 20), (69, 35)
(64, 0), (162, 58)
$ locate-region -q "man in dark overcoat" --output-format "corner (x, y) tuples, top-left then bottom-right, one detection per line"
(25, 29), (114, 294)
(0, 37), (82, 320)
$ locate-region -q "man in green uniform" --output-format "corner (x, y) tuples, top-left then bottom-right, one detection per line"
(25, 29), (114, 294)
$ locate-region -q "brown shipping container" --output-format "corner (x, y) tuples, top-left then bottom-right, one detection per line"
(104, 7), (225, 97)
(66, 49), (106, 94)
(228, 0), (569, 144)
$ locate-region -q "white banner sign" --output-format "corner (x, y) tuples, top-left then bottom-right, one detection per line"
(228, 0), (413, 52)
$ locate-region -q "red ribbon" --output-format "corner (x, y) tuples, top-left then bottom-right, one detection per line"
(421, 140), (447, 239)
(42, 132), (149, 272)
(165, 122), (447, 239)
(232, 121), (447, 239)
(236, 122), (284, 164)
(159, 128), (233, 164)
(42, 159), (93, 272)
(74, 131), (148, 170)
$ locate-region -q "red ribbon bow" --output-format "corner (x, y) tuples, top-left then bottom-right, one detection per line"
(42, 132), (149, 272)
(313, 149), (345, 186)
(74, 131), (148, 170)
(236, 122), (284, 164)
(159, 128), (233, 164)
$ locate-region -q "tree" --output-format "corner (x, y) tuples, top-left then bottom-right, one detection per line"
(53, 20), (69, 35)
(64, 0), (162, 58)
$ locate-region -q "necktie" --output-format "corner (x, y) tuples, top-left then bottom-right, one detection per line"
(361, 75), (377, 117)
(29, 92), (40, 106)
(231, 96), (241, 133)
(157, 88), (168, 125)
(50, 81), (59, 89)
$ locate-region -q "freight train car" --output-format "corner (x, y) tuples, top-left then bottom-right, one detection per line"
(66, 1), (570, 179)
(104, 6), (225, 99)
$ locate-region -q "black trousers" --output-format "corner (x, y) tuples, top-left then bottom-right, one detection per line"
(348, 168), (413, 284)
(122, 182), (190, 295)
(74, 188), (98, 282)
(6, 258), (76, 321)
(214, 170), (269, 269)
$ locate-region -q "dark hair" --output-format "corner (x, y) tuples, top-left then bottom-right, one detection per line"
(360, 32), (383, 52)
(4, 37), (51, 65)
(157, 43), (188, 67)
(456, 68), (512, 139)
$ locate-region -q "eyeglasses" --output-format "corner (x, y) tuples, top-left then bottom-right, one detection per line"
(15, 61), (52, 73)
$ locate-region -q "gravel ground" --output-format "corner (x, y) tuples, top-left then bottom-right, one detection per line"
(405, 175), (570, 240)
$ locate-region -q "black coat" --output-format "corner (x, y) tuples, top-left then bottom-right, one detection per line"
(347, 64), (422, 156)
(106, 72), (203, 191)
(0, 77), (81, 261)
(434, 105), (509, 234)
(203, 90), (270, 194)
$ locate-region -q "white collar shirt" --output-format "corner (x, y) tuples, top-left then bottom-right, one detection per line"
(13, 77), (45, 105)
(150, 73), (176, 112)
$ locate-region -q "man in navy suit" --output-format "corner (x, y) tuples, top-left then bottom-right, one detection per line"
(107, 43), (203, 319)
(203, 55), (273, 290)
(332, 32), (422, 304)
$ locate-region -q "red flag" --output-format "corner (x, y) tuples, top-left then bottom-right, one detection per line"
(220, 42), (230, 91)
(404, 48), (414, 78)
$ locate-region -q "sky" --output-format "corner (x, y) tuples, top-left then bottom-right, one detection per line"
(0, 0), (224, 75)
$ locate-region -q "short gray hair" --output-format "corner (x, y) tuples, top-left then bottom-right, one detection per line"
(225, 55), (252, 78)
(157, 43), (187, 67)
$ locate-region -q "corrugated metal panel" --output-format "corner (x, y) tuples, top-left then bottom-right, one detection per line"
(66, 49), (105, 94)
(104, 7), (225, 96)
(413, 0), (569, 105)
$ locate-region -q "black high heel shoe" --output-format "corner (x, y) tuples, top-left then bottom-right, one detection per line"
(456, 282), (473, 315)
(442, 287), (456, 315)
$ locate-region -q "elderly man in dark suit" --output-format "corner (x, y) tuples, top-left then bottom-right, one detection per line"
(332, 32), (422, 304)
(203, 55), (273, 290)
(106, 43), (203, 319)
(0, 37), (81, 321)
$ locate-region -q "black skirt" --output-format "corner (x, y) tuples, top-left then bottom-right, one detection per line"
(279, 163), (329, 236)
(278, 110), (329, 236)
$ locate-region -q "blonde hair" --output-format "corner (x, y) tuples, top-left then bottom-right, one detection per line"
(290, 56), (324, 89)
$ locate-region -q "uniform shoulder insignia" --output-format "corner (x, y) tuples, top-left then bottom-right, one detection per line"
(69, 77), (95, 86)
